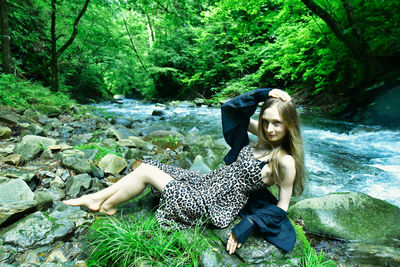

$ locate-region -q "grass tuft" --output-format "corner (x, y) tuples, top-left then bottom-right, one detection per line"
(85, 214), (213, 266)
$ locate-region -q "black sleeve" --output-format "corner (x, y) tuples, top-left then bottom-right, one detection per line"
(221, 88), (271, 165)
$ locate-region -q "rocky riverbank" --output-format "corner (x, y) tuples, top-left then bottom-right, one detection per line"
(0, 102), (399, 266)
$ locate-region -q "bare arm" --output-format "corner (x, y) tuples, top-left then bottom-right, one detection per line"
(247, 89), (291, 137)
(277, 155), (296, 211)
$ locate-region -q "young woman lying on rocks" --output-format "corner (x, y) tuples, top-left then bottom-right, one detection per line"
(63, 88), (305, 254)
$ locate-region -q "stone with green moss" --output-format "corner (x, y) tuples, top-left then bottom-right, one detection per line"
(288, 192), (400, 243)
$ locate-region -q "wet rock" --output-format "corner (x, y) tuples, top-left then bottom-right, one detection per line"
(0, 143), (14, 155)
(1, 154), (22, 165)
(151, 109), (167, 116)
(23, 109), (49, 124)
(65, 173), (93, 198)
(0, 126), (12, 139)
(109, 125), (136, 140)
(125, 148), (147, 160)
(45, 249), (68, 263)
(27, 123), (43, 135)
(194, 98), (207, 106)
(44, 187), (66, 202)
(22, 135), (57, 148)
(13, 142), (42, 161)
(49, 202), (89, 228)
(112, 118), (132, 127)
(117, 136), (154, 151)
(288, 192), (400, 244)
(61, 150), (91, 174)
(0, 211), (74, 251)
(0, 244), (17, 263)
(189, 155), (211, 174)
(33, 191), (54, 211)
(35, 104), (61, 117)
(90, 165), (104, 179)
(101, 138), (117, 148)
(0, 179), (36, 225)
(98, 154), (127, 174)
(211, 220), (302, 265)
(2, 169), (36, 183)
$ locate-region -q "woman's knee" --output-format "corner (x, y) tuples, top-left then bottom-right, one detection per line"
(137, 163), (173, 190)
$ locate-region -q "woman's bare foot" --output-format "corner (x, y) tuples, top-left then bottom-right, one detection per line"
(62, 195), (103, 211)
(99, 203), (117, 215)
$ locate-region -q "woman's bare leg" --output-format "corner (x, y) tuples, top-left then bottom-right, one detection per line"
(63, 163), (174, 215)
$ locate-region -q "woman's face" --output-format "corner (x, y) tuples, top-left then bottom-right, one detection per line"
(261, 105), (287, 143)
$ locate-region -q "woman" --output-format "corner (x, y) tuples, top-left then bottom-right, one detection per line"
(63, 88), (305, 254)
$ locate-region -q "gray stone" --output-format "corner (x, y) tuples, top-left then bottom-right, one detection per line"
(44, 187), (66, 202)
(1, 169), (36, 182)
(49, 202), (89, 228)
(98, 154), (127, 174)
(34, 191), (54, 211)
(126, 148), (147, 160)
(112, 118), (132, 127)
(102, 138), (117, 148)
(0, 179), (34, 204)
(189, 155), (211, 174)
(288, 192), (400, 244)
(211, 221), (302, 265)
(0, 143), (14, 155)
(109, 125), (136, 140)
(23, 109), (48, 123)
(151, 109), (167, 116)
(61, 149), (92, 174)
(0, 126), (12, 139)
(65, 173), (93, 198)
(0, 201), (36, 226)
(0, 211), (74, 251)
(0, 244), (17, 263)
(13, 141), (42, 161)
(90, 165), (104, 179)
(117, 137), (154, 151)
(22, 135), (57, 148)
(27, 123), (43, 135)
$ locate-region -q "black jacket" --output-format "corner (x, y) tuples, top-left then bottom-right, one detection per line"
(221, 88), (296, 253)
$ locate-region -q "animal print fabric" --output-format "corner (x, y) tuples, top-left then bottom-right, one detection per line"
(143, 145), (267, 229)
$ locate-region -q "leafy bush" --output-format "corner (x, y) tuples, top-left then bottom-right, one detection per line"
(0, 74), (74, 110)
(74, 143), (121, 163)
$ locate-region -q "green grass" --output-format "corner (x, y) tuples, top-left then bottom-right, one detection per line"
(74, 143), (121, 163)
(293, 223), (337, 267)
(84, 214), (214, 266)
(0, 74), (75, 111)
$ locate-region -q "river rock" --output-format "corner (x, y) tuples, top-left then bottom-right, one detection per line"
(98, 154), (127, 174)
(2, 169), (36, 183)
(0, 126), (12, 139)
(13, 142), (42, 161)
(151, 109), (167, 116)
(33, 191), (54, 211)
(109, 125), (136, 140)
(0, 211), (74, 251)
(288, 192), (400, 244)
(61, 149), (92, 174)
(35, 104), (61, 117)
(0, 179), (36, 225)
(1, 154), (22, 165)
(125, 148), (147, 160)
(0, 143), (14, 155)
(112, 117), (132, 127)
(22, 135), (57, 148)
(117, 136), (154, 151)
(65, 173), (93, 198)
(23, 109), (49, 124)
(189, 155), (211, 173)
(210, 220), (302, 265)
(27, 123), (43, 135)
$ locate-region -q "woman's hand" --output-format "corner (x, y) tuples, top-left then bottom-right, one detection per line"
(226, 232), (242, 254)
(269, 89), (291, 102)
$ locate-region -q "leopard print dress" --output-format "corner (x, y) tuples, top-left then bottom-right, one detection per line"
(143, 145), (267, 229)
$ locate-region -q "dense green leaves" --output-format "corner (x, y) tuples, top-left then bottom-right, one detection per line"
(3, 0), (399, 102)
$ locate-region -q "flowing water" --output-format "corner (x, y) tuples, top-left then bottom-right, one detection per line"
(94, 99), (400, 207)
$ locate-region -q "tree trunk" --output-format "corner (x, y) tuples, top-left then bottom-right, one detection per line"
(27, 0), (91, 77)
(50, 0), (58, 91)
(0, 0), (11, 74)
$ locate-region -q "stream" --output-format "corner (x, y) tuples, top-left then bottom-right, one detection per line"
(93, 98), (400, 207)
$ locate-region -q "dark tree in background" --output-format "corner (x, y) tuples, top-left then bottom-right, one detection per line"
(0, 0), (11, 73)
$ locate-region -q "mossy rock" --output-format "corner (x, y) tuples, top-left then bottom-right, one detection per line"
(288, 192), (400, 244)
(35, 104), (61, 117)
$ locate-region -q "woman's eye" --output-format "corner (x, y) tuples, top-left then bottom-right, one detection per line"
(273, 121), (281, 126)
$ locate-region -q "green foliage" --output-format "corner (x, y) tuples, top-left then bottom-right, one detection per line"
(74, 143), (121, 162)
(292, 223), (336, 267)
(85, 214), (214, 266)
(151, 135), (180, 149)
(0, 74), (74, 110)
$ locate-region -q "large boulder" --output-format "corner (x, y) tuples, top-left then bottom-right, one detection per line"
(0, 211), (74, 251)
(0, 179), (36, 225)
(13, 142), (42, 161)
(22, 135), (57, 148)
(61, 149), (92, 174)
(98, 154), (127, 174)
(288, 192), (400, 244)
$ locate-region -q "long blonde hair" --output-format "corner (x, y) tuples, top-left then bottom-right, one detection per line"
(254, 98), (305, 196)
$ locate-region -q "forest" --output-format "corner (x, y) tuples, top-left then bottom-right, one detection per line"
(1, 0), (400, 108)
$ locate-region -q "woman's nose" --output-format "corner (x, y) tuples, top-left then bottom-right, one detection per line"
(267, 124), (274, 132)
